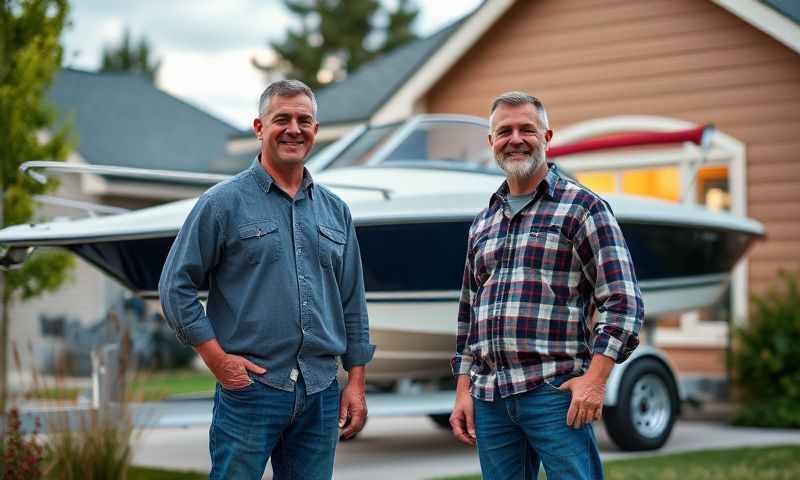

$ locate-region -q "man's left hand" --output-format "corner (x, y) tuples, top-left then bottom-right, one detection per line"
(339, 369), (368, 439)
(559, 374), (606, 429)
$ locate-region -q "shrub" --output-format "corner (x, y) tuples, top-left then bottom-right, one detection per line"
(1, 408), (45, 479)
(44, 407), (135, 480)
(731, 270), (800, 427)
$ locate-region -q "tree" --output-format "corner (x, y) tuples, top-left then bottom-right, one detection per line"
(0, 0), (75, 412)
(100, 28), (161, 82)
(254, 0), (419, 90)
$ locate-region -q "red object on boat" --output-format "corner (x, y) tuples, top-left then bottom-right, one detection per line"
(548, 124), (714, 158)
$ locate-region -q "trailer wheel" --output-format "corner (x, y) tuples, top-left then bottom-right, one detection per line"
(603, 357), (678, 451)
(429, 413), (453, 430)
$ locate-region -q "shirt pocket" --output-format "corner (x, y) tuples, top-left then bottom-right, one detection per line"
(525, 224), (572, 273)
(238, 220), (281, 265)
(318, 224), (346, 269)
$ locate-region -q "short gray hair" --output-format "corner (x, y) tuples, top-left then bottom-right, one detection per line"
(489, 91), (549, 130)
(258, 79), (318, 118)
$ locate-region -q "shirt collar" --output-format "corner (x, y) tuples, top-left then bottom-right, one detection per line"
(249, 155), (315, 199)
(491, 162), (559, 207)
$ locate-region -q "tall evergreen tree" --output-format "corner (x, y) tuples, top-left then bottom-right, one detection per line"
(254, 0), (419, 90)
(381, 0), (418, 54)
(100, 28), (161, 82)
(0, 0), (75, 412)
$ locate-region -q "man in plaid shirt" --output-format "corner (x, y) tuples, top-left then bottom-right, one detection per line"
(449, 92), (644, 479)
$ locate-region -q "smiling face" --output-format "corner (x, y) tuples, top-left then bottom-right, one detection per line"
(253, 93), (319, 169)
(488, 102), (552, 180)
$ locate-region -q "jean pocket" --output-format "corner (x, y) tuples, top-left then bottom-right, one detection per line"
(220, 379), (257, 393)
(542, 373), (577, 393)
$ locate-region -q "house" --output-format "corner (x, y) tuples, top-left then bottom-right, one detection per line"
(293, 0), (799, 389)
(10, 68), (242, 374)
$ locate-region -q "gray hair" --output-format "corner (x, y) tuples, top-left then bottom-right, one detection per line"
(258, 79), (318, 118)
(489, 91), (549, 131)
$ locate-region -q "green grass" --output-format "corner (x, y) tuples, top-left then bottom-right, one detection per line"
(129, 466), (207, 479)
(129, 369), (216, 402)
(26, 369), (216, 403)
(26, 387), (82, 401)
(433, 445), (800, 480)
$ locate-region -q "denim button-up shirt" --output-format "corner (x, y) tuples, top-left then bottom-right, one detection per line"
(159, 157), (375, 394)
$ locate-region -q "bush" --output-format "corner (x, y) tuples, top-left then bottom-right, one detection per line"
(44, 407), (135, 480)
(1, 408), (45, 479)
(731, 270), (800, 427)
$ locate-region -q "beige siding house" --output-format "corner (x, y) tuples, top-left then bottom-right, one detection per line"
(313, 0), (800, 382)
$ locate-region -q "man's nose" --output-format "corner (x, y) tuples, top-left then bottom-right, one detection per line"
(286, 118), (301, 134)
(509, 129), (524, 145)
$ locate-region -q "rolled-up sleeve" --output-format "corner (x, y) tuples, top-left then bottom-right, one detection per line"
(451, 234), (476, 376)
(159, 193), (223, 346)
(574, 199), (644, 363)
(338, 207), (375, 370)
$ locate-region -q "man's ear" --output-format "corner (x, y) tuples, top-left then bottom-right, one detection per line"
(544, 129), (553, 143)
(487, 132), (493, 148)
(253, 118), (263, 139)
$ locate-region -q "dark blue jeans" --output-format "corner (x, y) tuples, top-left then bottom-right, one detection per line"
(474, 375), (604, 480)
(209, 375), (340, 480)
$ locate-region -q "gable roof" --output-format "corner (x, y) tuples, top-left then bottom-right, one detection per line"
(48, 68), (239, 173)
(763, 0), (800, 23)
(314, 0), (800, 127)
(315, 15), (467, 126)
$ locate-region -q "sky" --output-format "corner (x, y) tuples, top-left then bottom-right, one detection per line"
(62, 0), (483, 130)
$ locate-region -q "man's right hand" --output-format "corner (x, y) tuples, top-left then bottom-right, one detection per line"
(449, 375), (476, 446)
(194, 339), (267, 390)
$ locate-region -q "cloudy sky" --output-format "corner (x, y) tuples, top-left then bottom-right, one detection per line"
(62, 0), (482, 130)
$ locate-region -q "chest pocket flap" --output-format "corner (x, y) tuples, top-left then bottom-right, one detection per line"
(239, 220), (278, 239)
(318, 224), (346, 244)
(318, 224), (346, 269)
(238, 220), (280, 265)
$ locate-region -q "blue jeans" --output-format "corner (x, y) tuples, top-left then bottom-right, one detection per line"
(474, 375), (603, 480)
(209, 375), (340, 480)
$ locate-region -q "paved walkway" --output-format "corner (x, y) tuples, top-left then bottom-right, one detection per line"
(132, 416), (800, 480)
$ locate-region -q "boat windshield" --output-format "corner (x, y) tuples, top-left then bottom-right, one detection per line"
(321, 119), (499, 173)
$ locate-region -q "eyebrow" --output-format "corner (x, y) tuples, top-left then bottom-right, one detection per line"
(495, 123), (538, 132)
(272, 112), (313, 121)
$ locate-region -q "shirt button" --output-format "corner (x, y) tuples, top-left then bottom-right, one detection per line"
(302, 301), (308, 306)
(296, 248), (303, 255)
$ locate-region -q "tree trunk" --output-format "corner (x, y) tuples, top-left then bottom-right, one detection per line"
(0, 274), (8, 413)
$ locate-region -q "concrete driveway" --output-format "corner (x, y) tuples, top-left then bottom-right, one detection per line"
(132, 416), (800, 480)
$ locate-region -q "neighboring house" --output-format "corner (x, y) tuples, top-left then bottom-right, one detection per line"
(291, 0), (799, 388)
(11, 68), (241, 373)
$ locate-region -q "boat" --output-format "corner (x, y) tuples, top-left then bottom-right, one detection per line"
(0, 115), (763, 380)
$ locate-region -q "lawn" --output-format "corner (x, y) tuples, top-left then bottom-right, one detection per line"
(129, 369), (216, 401)
(129, 466), (207, 479)
(27, 369), (216, 403)
(434, 445), (800, 480)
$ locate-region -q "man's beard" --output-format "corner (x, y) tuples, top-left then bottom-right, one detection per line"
(494, 143), (546, 179)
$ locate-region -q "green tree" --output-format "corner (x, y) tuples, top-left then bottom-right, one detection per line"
(254, 0), (419, 90)
(100, 27), (161, 82)
(381, 0), (418, 53)
(0, 0), (75, 412)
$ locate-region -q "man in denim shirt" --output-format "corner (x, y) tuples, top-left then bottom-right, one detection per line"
(159, 80), (375, 480)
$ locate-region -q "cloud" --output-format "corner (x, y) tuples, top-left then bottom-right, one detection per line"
(61, 0), (483, 129)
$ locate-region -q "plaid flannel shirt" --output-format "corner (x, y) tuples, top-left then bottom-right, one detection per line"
(451, 164), (644, 401)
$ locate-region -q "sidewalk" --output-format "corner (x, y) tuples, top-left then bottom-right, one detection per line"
(131, 417), (800, 480)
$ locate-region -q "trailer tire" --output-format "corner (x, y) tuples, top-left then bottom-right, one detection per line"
(603, 357), (678, 451)
(429, 413), (453, 430)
